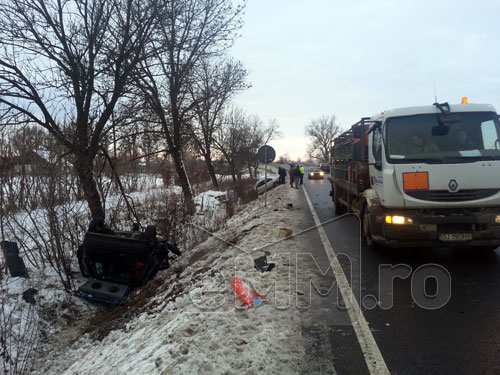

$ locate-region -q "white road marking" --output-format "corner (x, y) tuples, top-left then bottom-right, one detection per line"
(302, 186), (390, 375)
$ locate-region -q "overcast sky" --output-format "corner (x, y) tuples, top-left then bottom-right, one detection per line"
(230, 0), (500, 161)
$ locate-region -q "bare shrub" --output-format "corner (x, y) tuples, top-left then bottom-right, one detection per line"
(106, 189), (191, 248)
(184, 158), (212, 187)
(220, 177), (257, 205)
(159, 161), (174, 188)
(112, 187), (234, 252)
(5, 201), (87, 291)
(2, 165), (88, 291)
(0, 290), (39, 375)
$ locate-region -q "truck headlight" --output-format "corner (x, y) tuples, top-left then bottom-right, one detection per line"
(385, 215), (413, 225)
(320, 172), (324, 176)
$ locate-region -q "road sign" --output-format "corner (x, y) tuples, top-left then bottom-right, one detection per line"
(257, 145), (276, 164)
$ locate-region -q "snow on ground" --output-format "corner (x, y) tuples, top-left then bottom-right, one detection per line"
(194, 190), (227, 211)
(27, 183), (317, 375)
(0, 179), (231, 375)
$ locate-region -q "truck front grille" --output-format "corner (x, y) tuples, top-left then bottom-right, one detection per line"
(405, 189), (499, 202)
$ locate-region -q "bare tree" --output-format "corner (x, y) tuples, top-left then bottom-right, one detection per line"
(0, 0), (158, 219)
(304, 115), (340, 162)
(263, 119), (280, 144)
(213, 107), (247, 182)
(189, 58), (248, 190)
(248, 118), (279, 178)
(278, 154), (290, 163)
(214, 108), (278, 181)
(134, 0), (245, 214)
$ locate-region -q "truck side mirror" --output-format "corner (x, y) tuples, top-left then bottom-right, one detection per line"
(353, 141), (364, 161)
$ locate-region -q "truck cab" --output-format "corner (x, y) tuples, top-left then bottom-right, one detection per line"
(330, 102), (500, 249)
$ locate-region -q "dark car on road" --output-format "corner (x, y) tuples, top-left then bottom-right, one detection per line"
(308, 167), (324, 179)
(319, 163), (330, 173)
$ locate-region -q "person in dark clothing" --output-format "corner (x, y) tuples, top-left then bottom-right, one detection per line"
(288, 164), (295, 188)
(278, 167), (286, 184)
(293, 166), (301, 188)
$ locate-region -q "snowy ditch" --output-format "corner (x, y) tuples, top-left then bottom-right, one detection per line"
(3, 179), (329, 374)
(0, 177), (232, 374)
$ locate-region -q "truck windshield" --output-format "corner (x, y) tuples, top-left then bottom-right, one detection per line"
(386, 112), (500, 163)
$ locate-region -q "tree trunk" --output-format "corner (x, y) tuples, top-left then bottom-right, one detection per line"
(171, 147), (196, 215)
(203, 152), (219, 190)
(247, 163), (253, 179)
(73, 157), (105, 219)
(227, 161), (237, 183)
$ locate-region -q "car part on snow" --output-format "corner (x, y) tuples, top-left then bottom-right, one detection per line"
(231, 277), (268, 308)
(22, 288), (38, 305)
(253, 254), (275, 273)
(75, 279), (131, 304)
(1, 241), (29, 278)
(168, 243), (181, 256)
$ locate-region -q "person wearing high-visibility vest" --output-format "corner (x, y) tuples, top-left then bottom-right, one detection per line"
(299, 165), (305, 185)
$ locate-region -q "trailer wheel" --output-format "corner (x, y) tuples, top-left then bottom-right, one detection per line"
(333, 187), (346, 215)
(335, 204), (345, 215)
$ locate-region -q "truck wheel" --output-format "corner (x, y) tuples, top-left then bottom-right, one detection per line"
(362, 207), (379, 250)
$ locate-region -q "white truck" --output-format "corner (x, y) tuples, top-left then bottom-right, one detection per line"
(329, 101), (500, 249)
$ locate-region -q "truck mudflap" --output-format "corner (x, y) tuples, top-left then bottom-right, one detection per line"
(369, 207), (500, 248)
(75, 278), (131, 304)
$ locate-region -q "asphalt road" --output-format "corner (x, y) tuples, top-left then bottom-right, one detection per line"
(302, 172), (500, 375)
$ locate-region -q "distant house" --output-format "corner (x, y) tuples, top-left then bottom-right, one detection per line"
(2, 150), (64, 175)
(0, 156), (13, 174)
(13, 151), (53, 174)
